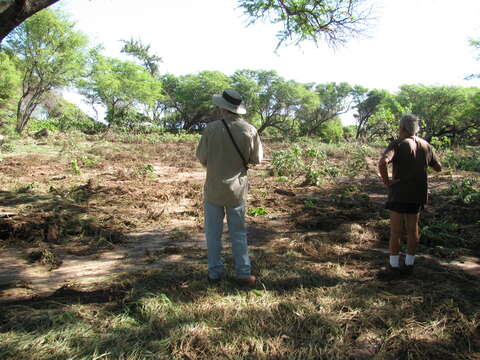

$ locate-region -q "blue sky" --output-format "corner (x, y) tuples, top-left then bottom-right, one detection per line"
(58, 0), (480, 124)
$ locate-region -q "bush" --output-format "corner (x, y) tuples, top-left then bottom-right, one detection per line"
(443, 177), (480, 204)
(442, 149), (480, 172)
(269, 145), (304, 176)
(27, 118), (60, 133)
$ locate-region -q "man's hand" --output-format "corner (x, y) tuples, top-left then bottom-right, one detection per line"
(384, 178), (400, 187)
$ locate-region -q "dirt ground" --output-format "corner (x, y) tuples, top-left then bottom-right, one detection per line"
(1, 136), (479, 302)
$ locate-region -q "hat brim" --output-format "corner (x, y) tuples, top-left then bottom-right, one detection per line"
(212, 94), (246, 115)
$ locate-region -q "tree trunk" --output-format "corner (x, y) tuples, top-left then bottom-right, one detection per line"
(0, 0), (60, 44)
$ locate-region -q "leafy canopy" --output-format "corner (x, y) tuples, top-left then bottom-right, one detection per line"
(238, 0), (374, 48)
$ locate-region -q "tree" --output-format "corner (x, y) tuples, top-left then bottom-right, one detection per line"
(466, 37), (480, 80)
(161, 71), (231, 131)
(0, 1), (374, 46)
(354, 89), (389, 139)
(121, 38), (162, 77)
(298, 82), (364, 136)
(121, 38), (164, 124)
(239, 0), (374, 48)
(80, 52), (162, 127)
(0, 52), (21, 129)
(317, 118), (344, 142)
(396, 85), (479, 143)
(4, 9), (88, 133)
(0, 52), (21, 106)
(231, 70), (307, 135)
(360, 98), (401, 141)
(0, 0), (60, 44)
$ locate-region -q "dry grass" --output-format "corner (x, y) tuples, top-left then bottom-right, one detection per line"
(0, 134), (479, 360)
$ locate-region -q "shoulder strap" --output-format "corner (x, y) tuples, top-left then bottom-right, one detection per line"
(221, 119), (249, 171)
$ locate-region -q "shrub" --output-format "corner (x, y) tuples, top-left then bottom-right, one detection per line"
(443, 150), (480, 172)
(443, 177), (480, 204)
(269, 145), (304, 176)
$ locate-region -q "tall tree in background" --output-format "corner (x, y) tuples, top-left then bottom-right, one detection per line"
(121, 38), (164, 124)
(298, 82), (365, 136)
(397, 85), (479, 143)
(0, 52), (21, 107)
(466, 37), (480, 80)
(231, 70), (306, 134)
(80, 53), (162, 127)
(121, 38), (162, 77)
(161, 71), (231, 131)
(239, 0), (374, 47)
(0, 0), (374, 46)
(4, 9), (87, 133)
(354, 89), (388, 139)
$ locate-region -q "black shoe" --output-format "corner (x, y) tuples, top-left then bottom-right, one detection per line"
(377, 265), (403, 281)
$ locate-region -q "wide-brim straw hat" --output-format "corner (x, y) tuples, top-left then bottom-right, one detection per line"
(212, 89), (246, 115)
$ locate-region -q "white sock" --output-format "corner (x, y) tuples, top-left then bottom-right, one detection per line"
(405, 254), (416, 266)
(389, 255), (400, 268)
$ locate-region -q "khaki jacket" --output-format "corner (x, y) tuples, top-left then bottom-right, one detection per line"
(196, 114), (263, 207)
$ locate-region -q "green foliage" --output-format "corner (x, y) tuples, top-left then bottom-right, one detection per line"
(4, 9), (88, 133)
(121, 38), (162, 77)
(397, 85), (479, 144)
(0, 52), (21, 105)
(442, 149), (480, 172)
(269, 142), (371, 185)
(70, 159), (81, 175)
(443, 177), (480, 205)
(304, 166), (323, 186)
(0, 141), (15, 153)
(317, 118), (344, 143)
(238, 0), (373, 48)
(80, 52), (162, 127)
(354, 89), (401, 140)
(26, 119), (60, 132)
(467, 37), (480, 80)
(303, 198), (318, 208)
(51, 101), (100, 134)
(345, 144), (371, 178)
(80, 156), (98, 168)
(247, 207), (268, 216)
(298, 82), (365, 137)
(161, 71), (231, 131)
(430, 136), (451, 150)
(270, 145), (304, 176)
(141, 164), (156, 178)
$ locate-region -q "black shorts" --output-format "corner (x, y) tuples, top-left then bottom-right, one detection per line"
(385, 201), (424, 214)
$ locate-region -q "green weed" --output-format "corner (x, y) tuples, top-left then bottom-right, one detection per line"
(247, 207), (269, 216)
(443, 177), (480, 204)
(70, 159), (81, 175)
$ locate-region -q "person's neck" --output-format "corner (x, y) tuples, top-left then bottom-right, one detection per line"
(399, 130), (414, 138)
(223, 112), (240, 121)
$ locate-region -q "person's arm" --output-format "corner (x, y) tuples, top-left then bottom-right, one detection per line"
(196, 130), (208, 167)
(249, 132), (263, 165)
(378, 144), (396, 187)
(429, 151), (442, 172)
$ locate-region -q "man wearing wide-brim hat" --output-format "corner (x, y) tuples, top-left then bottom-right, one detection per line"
(196, 89), (263, 286)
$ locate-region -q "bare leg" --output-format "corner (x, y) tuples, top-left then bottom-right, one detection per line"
(389, 211), (403, 256)
(405, 213), (420, 255)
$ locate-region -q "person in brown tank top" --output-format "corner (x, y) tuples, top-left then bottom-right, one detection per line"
(377, 114), (442, 279)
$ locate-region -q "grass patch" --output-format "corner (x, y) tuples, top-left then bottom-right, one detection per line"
(0, 135), (479, 359)
(1, 257), (479, 360)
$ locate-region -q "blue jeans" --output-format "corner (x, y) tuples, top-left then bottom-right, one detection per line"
(204, 201), (251, 279)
